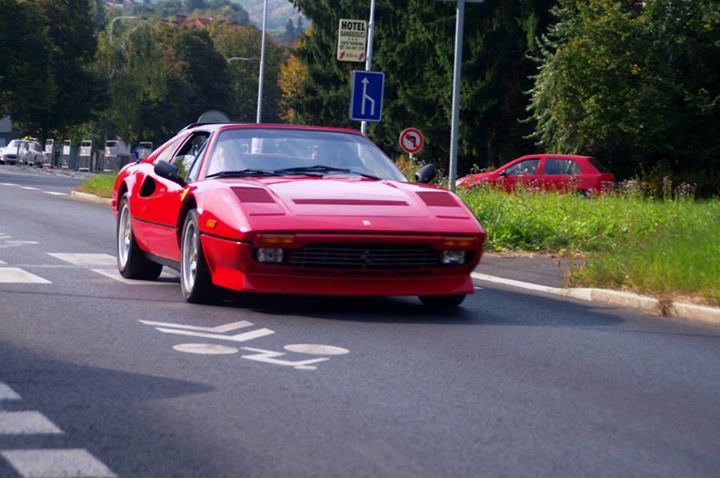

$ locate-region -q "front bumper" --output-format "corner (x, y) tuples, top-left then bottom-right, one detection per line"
(201, 233), (482, 296)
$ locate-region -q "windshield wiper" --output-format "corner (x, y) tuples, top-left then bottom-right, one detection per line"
(274, 165), (381, 180)
(206, 169), (280, 179)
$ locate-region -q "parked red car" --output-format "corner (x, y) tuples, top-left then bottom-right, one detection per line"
(112, 123), (486, 308)
(457, 154), (615, 195)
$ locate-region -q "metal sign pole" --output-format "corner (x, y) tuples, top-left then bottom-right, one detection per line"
(447, 0), (465, 192)
(256, 0), (268, 123)
(439, 0), (484, 192)
(361, 0), (377, 136)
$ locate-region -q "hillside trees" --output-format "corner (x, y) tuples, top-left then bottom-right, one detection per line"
(0, 0), (52, 128)
(0, 0), (107, 139)
(528, 0), (720, 187)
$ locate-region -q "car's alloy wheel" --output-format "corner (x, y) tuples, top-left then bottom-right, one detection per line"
(180, 209), (216, 303)
(116, 194), (162, 280)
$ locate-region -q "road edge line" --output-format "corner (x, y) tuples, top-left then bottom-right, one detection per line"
(470, 272), (720, 326)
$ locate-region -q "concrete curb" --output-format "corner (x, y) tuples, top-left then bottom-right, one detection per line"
(471, 272), (720, 326)
(69, 191), (113, 206)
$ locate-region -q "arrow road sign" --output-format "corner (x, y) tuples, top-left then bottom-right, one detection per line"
(350, 70), (384, 122)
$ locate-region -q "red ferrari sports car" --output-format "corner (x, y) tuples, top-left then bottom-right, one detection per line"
(112, 124), (486, 307)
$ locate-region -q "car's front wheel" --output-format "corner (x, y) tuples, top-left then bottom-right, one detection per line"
(418, 295), (467, 309)
(180, 209), (217, 304)
(117, 195), (163, 280)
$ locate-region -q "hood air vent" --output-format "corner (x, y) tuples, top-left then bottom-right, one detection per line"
(232, 188), (275, 203)
(416, 191), (460, 208)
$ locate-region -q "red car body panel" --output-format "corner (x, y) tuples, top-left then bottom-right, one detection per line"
(112, 124), (486, 297)
(457, 154), (615, 194)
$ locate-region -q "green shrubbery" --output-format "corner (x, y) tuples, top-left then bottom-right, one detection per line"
(460, 184), (720, 305)
(76, 173), (116, 198)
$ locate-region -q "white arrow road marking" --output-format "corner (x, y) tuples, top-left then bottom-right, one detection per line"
(1, 449), (116, 478)
(0, 383), (21, 400)
(154, 327), (275, 343)
(283, 344), (349, 356)
(0, 412), (63, 435)
(173, 344), (239, 355)
(140, 320), (254, 333)
(241, 348), (329, 370)
(0, 268), (51, 284)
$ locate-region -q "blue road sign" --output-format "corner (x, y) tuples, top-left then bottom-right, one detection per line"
(350, 70), (384, 122)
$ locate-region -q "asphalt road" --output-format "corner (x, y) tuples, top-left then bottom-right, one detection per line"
(1, 166), (719, 478)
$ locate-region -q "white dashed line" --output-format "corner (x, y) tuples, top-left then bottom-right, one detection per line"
(0, 183), (18, 187)
(0, 383), (21, 400)
(43, 191), (68, 196)
(1, 449), (116, 478)
(48, 253), (117, 267)
(19, 186), (39, 191)
(90, 268), (177, 285)
(0, 260), (7, 265)
(0, 268), (51, 284)
(0, 412), (63, 435)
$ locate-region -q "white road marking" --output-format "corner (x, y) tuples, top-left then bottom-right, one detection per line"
(0, 268), (51, 284)
(241, 348), (329, 370)
(0, 383), (21, 400)
(283, 344), (350, 356)
(0, 183), (18, 187)
(19, 186), (40, 191)
(0, 412), (63, 435)
(91, 268), (177, 285)
(471, 272), (560, 293)
(1, 449), (116, 478)
(48, 253), (117, 267)
(43, 191), (68, 196)
(0, 260), (6, 265)
(173, 344), (239, 355)
(155, 327), (275, 343)
(140, 320), (254, 333)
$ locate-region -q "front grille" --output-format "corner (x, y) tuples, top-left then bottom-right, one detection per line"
(285, 244), (443, 269)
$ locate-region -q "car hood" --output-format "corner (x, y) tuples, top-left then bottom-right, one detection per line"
(201, 176), (484, 237)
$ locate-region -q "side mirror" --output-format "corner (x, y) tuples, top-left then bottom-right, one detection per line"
(415, 164), (437, 183)
(154, 160), (186, 187)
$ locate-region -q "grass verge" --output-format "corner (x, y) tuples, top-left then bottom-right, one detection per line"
(75, 173), (116, 199)
(460, 187), (720, 306)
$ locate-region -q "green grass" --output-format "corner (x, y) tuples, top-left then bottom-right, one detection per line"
(459, 187), (720, 305)
(76, 173), (116, 199)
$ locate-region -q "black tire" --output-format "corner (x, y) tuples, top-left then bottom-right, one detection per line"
(418, 294), (467, 309)
(180, 209), (217, 304)
(116, 195), (163, 280)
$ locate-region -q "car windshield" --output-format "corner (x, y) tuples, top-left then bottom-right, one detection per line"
(205, 128), (407, 182)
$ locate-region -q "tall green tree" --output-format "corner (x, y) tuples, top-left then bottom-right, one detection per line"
(290, 0), (554, 173)
(209, 23), (285, 122)
(29, 0), (107, 139)
(528, 0), (720, 189)
(0, 0), (52, 129)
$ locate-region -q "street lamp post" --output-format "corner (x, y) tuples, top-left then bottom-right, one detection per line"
(256, 0), (268, 124)
(109, 16), (138, 46)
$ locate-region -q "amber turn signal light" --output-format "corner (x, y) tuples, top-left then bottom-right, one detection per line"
(441, 237), (477, 249)
(257, 234), (296, 245)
